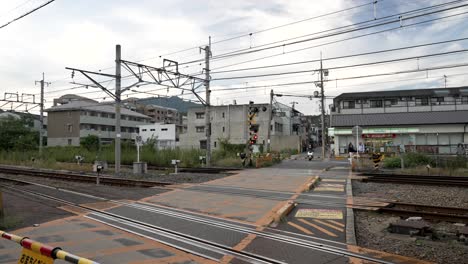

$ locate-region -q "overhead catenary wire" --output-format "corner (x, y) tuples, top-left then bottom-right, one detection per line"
(0, 0), (56, 30)
(212, 48), (468, 81)
(145, 0), (377, 60)
(209, 0), (468, 60)
(208, 8), (468, 72)
(211, 63), (468, 92)
(210, 36), (468, 74)
(33, 1), (468, 97)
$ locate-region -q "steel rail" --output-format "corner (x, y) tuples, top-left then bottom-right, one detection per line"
(0, 176), (395, 264)
(0, 165), (171, 187)
(0, 182), (284, 264)
(379, 202), (468, 223)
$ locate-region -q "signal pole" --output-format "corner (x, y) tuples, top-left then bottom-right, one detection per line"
(35, 73), (49, 156)
(115, 45), (122, 175)
(204, 37), (212, 166)
(266, 89), (273, 152)
(320, 54), (326, 160)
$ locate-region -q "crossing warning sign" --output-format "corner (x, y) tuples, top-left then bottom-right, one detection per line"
(18, 248), (53, 264)
(295, 209), (343, 219)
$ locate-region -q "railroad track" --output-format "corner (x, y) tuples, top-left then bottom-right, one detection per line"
(0, 165), (171, 187)
(380, 202), (468, 223)
(361, 173), (468, 187)
(104, 163), (241, 174)
(0, 176), (394, 264)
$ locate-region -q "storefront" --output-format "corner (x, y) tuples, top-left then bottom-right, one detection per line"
(329, 126), (466, 155)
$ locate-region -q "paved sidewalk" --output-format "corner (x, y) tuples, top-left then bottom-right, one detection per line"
(144, 166), (320, 225)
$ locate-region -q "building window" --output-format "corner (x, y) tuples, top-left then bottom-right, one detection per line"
(89, 111), (97, 117)
(222, 126), (225, 133)
(161, 128), (168, 131)
(196, 126), (205, 133)
(150, 128), (155, 131)
(214, 141), (217, 148)
(101, 113), (109, 118)
(416, 97), (429, 106)
(370, 100), (383, 108)
(222, 112), (225, 118)
(462, 96), (468, 104)
(80, 111), (87, 116)
(67, 124), (73, 132)
(68, 111), (72, 116)
(67, 139), (72, 145)
(385, 99), (398, 107)
(343, 101), (355, 109)
(431, 97), (444, 105)
(200, 140), (207, 150)
(196, 112), (205, 119)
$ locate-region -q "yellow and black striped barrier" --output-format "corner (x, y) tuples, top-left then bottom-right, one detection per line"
(371, 153), (384, 170)
(0, 230), (99, 264)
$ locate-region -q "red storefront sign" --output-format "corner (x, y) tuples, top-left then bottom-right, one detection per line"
(361, 133), (396, 138)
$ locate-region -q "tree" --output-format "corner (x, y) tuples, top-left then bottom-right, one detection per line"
(0, 116), (38, 150)
(80, 135), (100, 151)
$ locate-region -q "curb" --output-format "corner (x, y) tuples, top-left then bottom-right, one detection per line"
(270, 200), (296, 227)
(346, 177), (357, 245)
(304, 176), (321, 191)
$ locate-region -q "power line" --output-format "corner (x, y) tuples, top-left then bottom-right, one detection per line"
(209, 0), (468, 60)
(212, 48), (468, 81)
(210, 64), (468, 92)
(210, 37), (468, 74)
(145, 1), (376, 60)
(208, 9), (468, 72)
(0, 0), (56, 30)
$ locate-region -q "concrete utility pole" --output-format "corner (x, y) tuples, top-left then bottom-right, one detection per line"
(266, 89), (273, 152)
(204, 37), (212, 166)
(115, 45), (122, 175)
(320, 54), (326, 160)
(35, 73), (49, 156)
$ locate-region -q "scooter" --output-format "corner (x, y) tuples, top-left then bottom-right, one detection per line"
(307, 151), (314, 161)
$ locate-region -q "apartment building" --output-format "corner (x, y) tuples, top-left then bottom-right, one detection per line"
(46, 95), (151, 146)
(179, 102), (305, 151)
(329, 87), (468, 155)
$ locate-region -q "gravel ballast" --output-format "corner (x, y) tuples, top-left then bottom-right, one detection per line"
(353, 180), (468, 263)
(353, 180), (468, 208)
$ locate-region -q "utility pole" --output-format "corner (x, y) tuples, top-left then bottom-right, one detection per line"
(320, 54), (326, 160)
(115, 45), (122, 175)
(204, 37), (212, 166)
(266, 89), (273, 152)
(35, 73), (49, 156)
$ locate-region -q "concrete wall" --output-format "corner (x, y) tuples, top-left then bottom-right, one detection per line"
(271, 135), (301, 152)
(47, 111), (80, 146)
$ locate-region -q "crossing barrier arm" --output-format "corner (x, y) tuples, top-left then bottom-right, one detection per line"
(0, 230), (99, 264)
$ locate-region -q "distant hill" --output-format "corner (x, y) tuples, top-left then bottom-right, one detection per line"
(138, 96), (201, 113)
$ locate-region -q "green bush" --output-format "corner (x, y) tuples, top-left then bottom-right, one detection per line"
(383, 157), (401, 168)
(80, 135), (100, 151)
(403, 152), (434, 167)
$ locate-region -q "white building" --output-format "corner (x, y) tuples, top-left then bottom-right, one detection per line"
(138, 123), (177, 149)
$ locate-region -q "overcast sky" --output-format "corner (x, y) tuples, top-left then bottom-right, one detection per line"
(1, 0), (468, 115)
